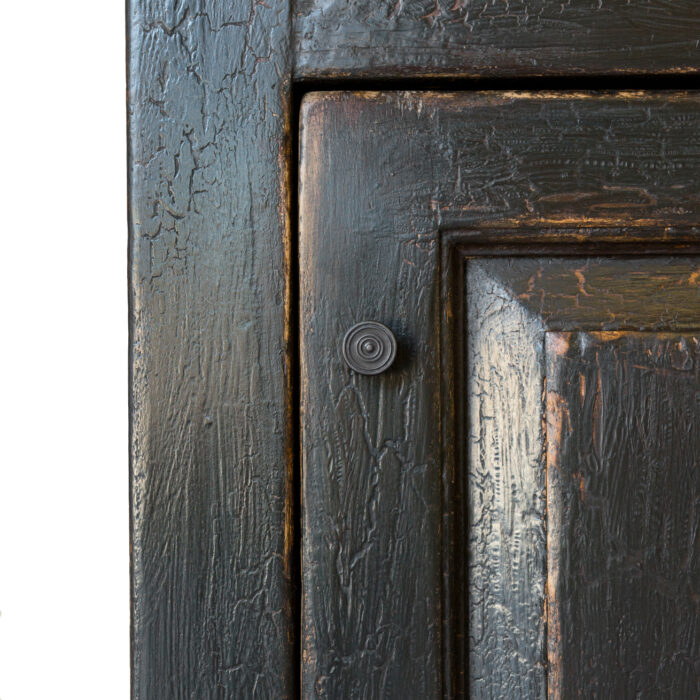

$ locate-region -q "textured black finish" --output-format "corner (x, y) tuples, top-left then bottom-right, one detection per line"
(128, 1), (700, 691)
(128, 1), (294, 697)
(547, 332), (699, 698)
(299, 92), (700, 698)
(466, 257), (699, 700)
(293, 0), (700, 79)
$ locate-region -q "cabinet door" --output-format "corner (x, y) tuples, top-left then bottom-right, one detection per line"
(299, 92), (699, 699)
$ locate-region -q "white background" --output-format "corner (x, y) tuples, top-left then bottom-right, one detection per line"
(0, 2), (129, 697)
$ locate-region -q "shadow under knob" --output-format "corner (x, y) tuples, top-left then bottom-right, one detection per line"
(342, 321), (397, 375)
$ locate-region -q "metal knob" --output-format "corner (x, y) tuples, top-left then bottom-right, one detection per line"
(342, 321), (397, 375)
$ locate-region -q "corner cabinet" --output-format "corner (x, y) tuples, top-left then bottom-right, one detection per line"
(128, 1), (700, 696)
(299, 92), (699, 698)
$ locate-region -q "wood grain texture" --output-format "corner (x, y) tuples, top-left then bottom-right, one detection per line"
(293, 0), (700, 79)
(547, 331), (700, 699)
(469, 257), (700, 332)
(128, 1), (294, 697)
(299, 91), (700, 235)
(300, 91), (700, 698)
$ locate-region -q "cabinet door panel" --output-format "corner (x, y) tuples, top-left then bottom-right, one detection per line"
(546, 331), (699, 698)
(299, 92), (700, 698)
(465, 256), (699, 700)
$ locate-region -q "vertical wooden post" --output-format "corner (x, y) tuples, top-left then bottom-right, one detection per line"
(128, 1), (294, 696)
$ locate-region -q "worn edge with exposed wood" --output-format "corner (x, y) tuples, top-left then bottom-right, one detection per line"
(546, 331), (699, 698)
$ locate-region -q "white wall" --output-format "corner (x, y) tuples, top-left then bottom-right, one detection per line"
(0, 3), (129, 697)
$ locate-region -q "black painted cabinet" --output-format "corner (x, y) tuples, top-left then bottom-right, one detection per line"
(129, 0), (700, 694)
(299, 93), (699, 698)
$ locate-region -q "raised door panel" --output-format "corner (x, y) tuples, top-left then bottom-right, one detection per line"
(546, 330), (699, 698)
(299, 92), (700, 698)
(465, 257), (698, 699)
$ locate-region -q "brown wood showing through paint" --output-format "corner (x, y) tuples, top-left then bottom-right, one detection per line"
(464, 256), (699, 700)
(546, 332), (699, 699)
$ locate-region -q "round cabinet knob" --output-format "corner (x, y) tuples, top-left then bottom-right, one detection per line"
(342, 321), (397, 375)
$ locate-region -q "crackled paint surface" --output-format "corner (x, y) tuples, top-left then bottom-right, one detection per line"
(300, 92), (699, 698)
(466, 261), (547, 699)
(547, 332), (699, 698)
(299, 94), (444, 698)
(128, 1), (294, 697)
(294, 0), (700, 78)
(465, 257), (699, 699)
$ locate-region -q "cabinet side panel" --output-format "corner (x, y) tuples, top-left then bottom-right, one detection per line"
(128, 1), (294, 696)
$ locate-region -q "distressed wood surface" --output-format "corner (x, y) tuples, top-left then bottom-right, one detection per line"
(468, 257), (699, 699)
(465, 259), (547, 699)
(300, 91), (700, 234)
(128, 1), (294, 697)
(469, 256), (700, 332)
(293, 0), (700, 79)
(547, 331), (699, 699)
(299, 97), (444, 699)
(299, 92), (700, 698)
